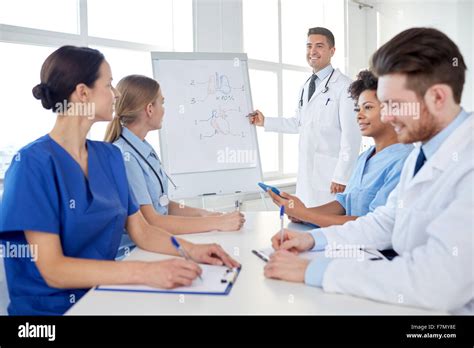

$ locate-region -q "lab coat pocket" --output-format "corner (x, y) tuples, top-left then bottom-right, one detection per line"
(311, 153), (338, 192)
(319, 97), (338, 129)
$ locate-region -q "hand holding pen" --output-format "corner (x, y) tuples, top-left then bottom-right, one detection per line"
(172, 237), (241, 269)
(171, 236), (203, 280)
(279, 205), (285, 245)
(247, 109), (265, 126)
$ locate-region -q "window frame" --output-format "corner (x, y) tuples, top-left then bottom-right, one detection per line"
(245, 0), (318, 180)
(0, 0), (346, 183)
(0, 0), (192, 185)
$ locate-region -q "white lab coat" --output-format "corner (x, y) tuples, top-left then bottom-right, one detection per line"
(264, 68), (361, 206)
(315, 114), (474, 313)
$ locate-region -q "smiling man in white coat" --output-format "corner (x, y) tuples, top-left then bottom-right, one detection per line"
(249, 27), (361, 206)
(263, 27), (473, 314)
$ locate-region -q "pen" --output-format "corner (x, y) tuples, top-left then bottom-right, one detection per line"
(235, 199), (240, 212)
(252, 249), (270, 262)
(170, 236), (203, 280)
(279, 205), (285, 245)
(359, 248), (383, 261)
(246, 111), (258, 118)
(325, 98), (330, 105)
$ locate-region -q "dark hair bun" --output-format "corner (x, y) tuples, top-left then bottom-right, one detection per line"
(32, 83), (54, 110)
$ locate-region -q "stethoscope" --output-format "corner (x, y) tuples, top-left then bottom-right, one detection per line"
(120, 134), (177, 207)
(299, 68), (335, 108)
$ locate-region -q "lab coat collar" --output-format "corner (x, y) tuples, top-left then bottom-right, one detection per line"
(308, 68), (342, 104)
(314, 64), (333, 82)
(407, 113), (473, 188)
(422, 108), (470, 160)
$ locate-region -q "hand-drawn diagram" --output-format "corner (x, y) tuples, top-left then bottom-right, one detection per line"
(190, 72), (245, 103)
(195, 107), (245, 139)
(187, 72), (249, 141)
(155, 59), (257, 174)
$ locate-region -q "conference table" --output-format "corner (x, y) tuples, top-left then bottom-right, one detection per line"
(67, 212), (442, 315)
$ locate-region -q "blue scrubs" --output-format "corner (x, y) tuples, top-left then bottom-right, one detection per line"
(0, 134), (139, 315)
(336, 143), (413, 216)
(114, 127), (169, 215)
(113, 128), (170, 259)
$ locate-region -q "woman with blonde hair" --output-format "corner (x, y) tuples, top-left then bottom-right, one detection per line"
(105, 75), (245, 235)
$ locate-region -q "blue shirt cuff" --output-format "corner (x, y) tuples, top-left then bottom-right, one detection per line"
(335, 192), (347, 211)
(304, 257), (333, 288)
(309, 230), (328, 251)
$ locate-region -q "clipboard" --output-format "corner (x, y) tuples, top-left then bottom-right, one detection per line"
(95, 265), (241, 296)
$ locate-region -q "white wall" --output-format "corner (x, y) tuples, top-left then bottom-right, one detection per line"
(193, 0), (243, 52)
(346, 0), (372, 79)
(364, 0), (472, 110)
(456, 0), (474, 111)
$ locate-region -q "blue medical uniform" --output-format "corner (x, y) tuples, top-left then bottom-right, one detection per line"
(113, 128), (170, 259)
(335, 143), (413, 216)
(113, 127), (169, 215)
(0, 134), (139, 315)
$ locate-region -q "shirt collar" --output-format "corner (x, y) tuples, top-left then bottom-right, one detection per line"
(422, 108), (470, 160)
(314, 64), (333, 81)
(121, 127), (156, 159)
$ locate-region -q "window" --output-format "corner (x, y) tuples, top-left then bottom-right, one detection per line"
(242, 0), (279, 63)
(281, 0), (324, 66)
(282, 69), (308, 174)
(87, 0), (193, 50)
(1, 0), (346, 182)
(249, 69), (279, 173)
(243, 0), (346, 179)
(0, 42), (58, 179)
(88, 0), (182, 49)
(0, 0), (79, 33)
(0, 0), (193, 181)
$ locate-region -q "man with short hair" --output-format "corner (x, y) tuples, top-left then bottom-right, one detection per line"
(250, 27), (361, 207)
(263, 27), (473, 314)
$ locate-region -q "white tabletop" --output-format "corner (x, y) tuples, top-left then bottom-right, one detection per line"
(66, 212), (442, 315)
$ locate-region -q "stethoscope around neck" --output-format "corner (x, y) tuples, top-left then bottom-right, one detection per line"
(299, 68), (335, 108)
(120, 134), (177, 207)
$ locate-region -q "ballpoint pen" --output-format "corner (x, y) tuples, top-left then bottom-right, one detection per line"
(235, 199), (240, 212)
(252, 249), (270, 262)
(279, 205), (285, 245)
(170, 236), (203, 280)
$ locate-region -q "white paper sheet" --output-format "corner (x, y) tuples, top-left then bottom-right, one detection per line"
(97, 265), (240, 295)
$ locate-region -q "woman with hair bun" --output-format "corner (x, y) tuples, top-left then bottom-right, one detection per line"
(0, 46), (239, 316)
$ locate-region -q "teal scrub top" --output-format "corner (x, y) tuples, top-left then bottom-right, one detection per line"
(336, 143), (413, 216)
